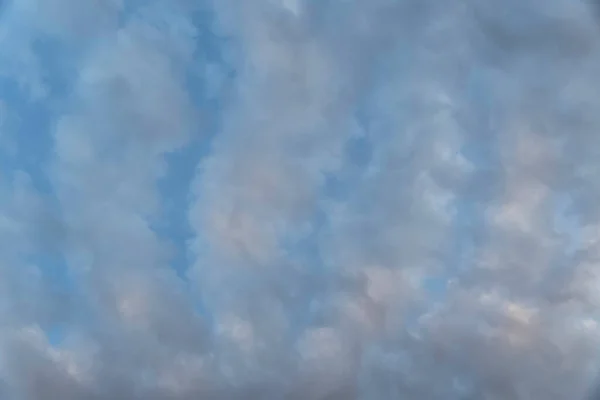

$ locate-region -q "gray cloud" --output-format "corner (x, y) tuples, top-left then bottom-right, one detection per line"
(1, 0), (600, 399)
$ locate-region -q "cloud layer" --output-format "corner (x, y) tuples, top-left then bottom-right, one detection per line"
(1, 0), (600, 399)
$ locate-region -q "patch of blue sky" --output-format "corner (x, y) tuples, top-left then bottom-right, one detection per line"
(277, 205), (330, 337)
(0, 76), (53, 192)
(0, 35), (74, 347)
(0, 28), (76, 194)
(25, 252), (74, 346)
(154, 4), (237, 283)
(149, 5), (239, 338)
(553, 191), (580, 256)
(417, 91), (501, 305)
(420, 198), (465, 304)
(45, 323), (67, 346)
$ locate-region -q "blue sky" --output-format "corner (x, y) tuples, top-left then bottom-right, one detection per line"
(0, 0), (600, 399)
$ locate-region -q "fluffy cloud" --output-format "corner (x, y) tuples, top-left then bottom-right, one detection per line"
(0, 0), (599, 399)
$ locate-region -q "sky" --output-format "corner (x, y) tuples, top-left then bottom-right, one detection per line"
(0, 0), (600, 399)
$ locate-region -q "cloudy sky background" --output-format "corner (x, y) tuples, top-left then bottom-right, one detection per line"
(0, 0), (600, 398)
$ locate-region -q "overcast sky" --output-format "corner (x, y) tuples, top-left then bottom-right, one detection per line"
(0, 0), (600, 399)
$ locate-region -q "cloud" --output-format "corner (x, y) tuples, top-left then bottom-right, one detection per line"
(0, 0), (600, 399)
